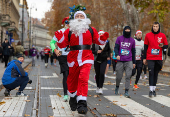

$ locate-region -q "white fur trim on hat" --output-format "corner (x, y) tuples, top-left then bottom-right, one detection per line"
(136, 30), (142, 35)
(74, 11), (87, 19)
(98, 31), (105, 34)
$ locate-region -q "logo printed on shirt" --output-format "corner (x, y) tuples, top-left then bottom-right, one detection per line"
(158, 37), (162, 43)
(121, 42), (131, 48)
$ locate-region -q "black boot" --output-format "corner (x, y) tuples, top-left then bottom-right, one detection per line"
(77, 100), (88, 114)
(69, 96), (77, 111)
(153, 91), (156, 97)
(149, 91), (153, 97)
(4, 89), (10, 96)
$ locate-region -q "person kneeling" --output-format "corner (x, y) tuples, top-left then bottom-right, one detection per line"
(2, 54), (32, 97)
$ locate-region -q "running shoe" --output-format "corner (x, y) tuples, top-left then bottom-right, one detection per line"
(115, 87), (119, 95)
(133, 84), (139, 89)
(124, 91), (131, 98)
(16, 91), (28, 96)
(113, 72), (116, 75)
(63, 95), (69, 102)
(149, 91), (153, 97)
(96, 87), (99, 94)
(144, 75), (148, 79)
(98, 88), (103, 95)
(4, 89), (10, 97)
(153, 91), (156, 97)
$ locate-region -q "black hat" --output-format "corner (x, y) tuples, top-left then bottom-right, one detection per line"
(16, 54), (24, 58)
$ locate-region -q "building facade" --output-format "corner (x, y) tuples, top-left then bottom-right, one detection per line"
(31, 18), (52, 50)
(0, 0), (20, 48)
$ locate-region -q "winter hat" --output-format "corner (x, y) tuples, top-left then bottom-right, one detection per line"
(16, 54), (24, 58)
(61, 17), (69, 26)
(98, 30), (105, 34)
(135, 30), (142, 36)
(32, 45), (35, 48)
(74, 11), (87, 19)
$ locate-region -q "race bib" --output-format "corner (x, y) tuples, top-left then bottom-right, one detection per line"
(151, 49), (160, 55)
(136, 55), (141, 60)
(121, 49), (130, 56)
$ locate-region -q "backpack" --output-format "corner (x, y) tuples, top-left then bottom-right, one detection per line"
(65, 27), (94, 51)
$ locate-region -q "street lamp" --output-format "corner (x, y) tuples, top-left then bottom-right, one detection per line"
(29, 3), (37, 50)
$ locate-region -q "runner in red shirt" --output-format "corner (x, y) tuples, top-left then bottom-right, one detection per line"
(143, 22), (168, 97)
(44, 46), (50, 68)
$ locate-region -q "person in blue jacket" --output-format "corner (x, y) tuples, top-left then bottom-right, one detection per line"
(2, 54), (32, 96)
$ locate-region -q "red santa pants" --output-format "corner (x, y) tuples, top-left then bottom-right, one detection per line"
(67, 62), (92, 102)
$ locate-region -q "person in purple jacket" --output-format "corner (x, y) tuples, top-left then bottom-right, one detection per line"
(30, 45), (37, 66)
(114, 26), (136, 98)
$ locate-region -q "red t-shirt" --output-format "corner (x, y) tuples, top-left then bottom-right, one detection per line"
(144, 32), (168, 60)
(44, 48), (50, 55)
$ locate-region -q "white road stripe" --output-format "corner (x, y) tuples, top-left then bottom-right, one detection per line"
(104, 96), (163, 117)
(88, 80), (108, 90)
(40, 73), (58, 78)
(107, 76), (116, 79)
(41, 87), (63, 89)
(143, 95), (170, 108)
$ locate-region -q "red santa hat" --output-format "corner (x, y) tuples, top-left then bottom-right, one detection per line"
(135, 30), (142, 36)
(98, 30), (105, 34)
(61, 17), (69, 26)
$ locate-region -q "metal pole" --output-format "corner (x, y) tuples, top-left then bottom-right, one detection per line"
(22, 0), (24, 46)
(29, 8), (32, 50)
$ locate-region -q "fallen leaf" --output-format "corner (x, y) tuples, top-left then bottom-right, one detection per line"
(161, 106), (164, 108)
(88, 95), (92, 97)
(0, 101), (6, 106)
(48, 105), (52, 107)
(24, 114), (30, 116)
(167, 94), (170, 96)
(121, 104), (127, 106)
(113, 101), (118, 102)
(93, 95), (99, 98)
(48, 116), (54, 117)
(52, 107), (56, 109)
(98, 99), (101, 101)
(25, 100), (31, 102)
(106, 106), (110, 108)
(61, 107), (64, 109)
(4, 98), (12, 100)
(3, 111), (5, 112)
(57, 93), (62, 97)
(146, 104), (151, 105)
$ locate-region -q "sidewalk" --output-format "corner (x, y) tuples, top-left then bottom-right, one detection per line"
(0, 58), (32, 86)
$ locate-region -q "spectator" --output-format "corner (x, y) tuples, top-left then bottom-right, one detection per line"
(2, 38), (10, 67)
(15, 41), (24, 55)
(2, 54), (32, 96)
(9, 45), (14, 62)
(0, 45), (3, 63)
(30, 45), (37, 66)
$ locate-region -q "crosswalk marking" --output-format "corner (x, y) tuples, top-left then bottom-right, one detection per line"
(49, 95), (83, 117)
(143, 95), (170, 108)
(104, 96), (163, 117)
(0, 96), (27, 117)
(88, 80), (108, 90)
(41, 87), (63, 89)
(107, 76), (116, 79)
(40, 73), (58, 78)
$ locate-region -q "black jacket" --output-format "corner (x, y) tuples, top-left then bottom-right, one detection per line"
(2, 42), (10, 56)
(92, 41), (111, 62)
(9, 46), (14, 56)
(0, 47), (3, 54)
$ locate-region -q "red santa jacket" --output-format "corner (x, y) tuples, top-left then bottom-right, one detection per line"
(144, 32), (168, 60)
(55, 27), (109, 67)
(44, 48), (50, 55)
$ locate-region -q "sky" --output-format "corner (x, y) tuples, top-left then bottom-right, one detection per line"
(27, 0), (53, 20)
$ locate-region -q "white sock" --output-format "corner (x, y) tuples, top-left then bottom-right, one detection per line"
(153, 86), (156, 91)
(150, 86), (153, 91)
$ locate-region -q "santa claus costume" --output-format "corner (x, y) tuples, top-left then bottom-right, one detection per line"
(54, 7), (109, 114)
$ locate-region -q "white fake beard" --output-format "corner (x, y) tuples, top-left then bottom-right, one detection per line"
(69, 18), (91, 37)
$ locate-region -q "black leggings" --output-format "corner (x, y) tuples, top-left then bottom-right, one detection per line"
(147, 60), (162, 86)
(50, 56), (53, 64)
(132, 60), (143, 84)
(4, 55), (9, 67)
(63, 70), (68, 95)
(44, 54), (49, 63)
(143, 64), (147, 74)
(94, 60), (107, 88)
(112, 60), (117, 72)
